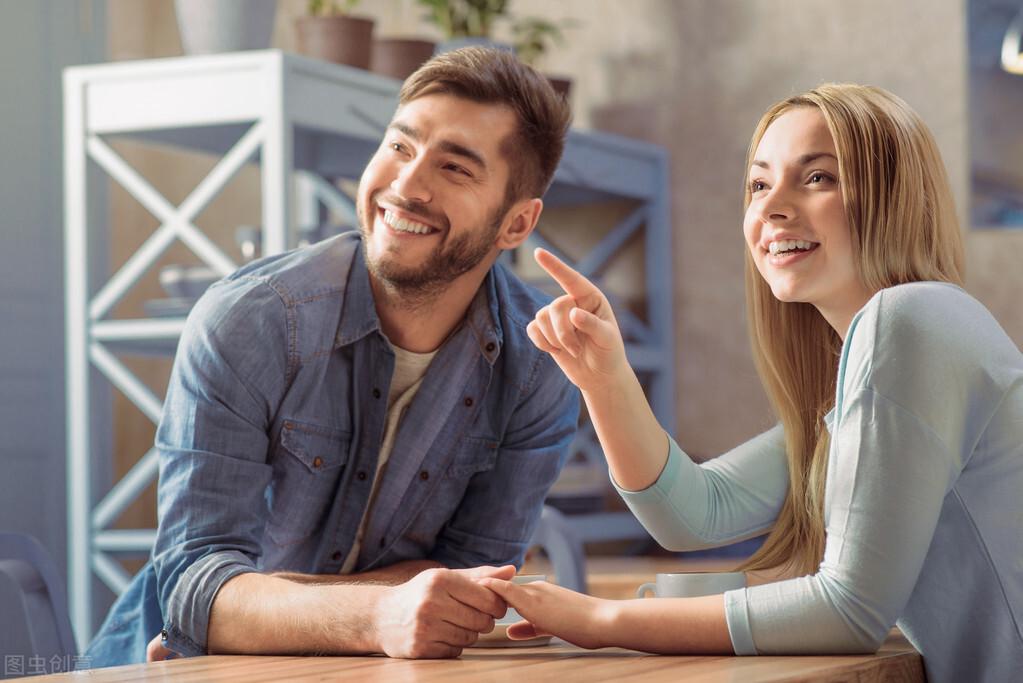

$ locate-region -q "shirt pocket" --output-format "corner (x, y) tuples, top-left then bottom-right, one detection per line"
(444, 436), (499, 479)
(266, 419), (350, 547)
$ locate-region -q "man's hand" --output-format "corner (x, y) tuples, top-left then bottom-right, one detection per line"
(145, 633), (175, 662)
(373, 565), (515, 658)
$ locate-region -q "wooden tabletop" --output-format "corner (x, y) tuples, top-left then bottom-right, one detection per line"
(37, 633), (922, 682)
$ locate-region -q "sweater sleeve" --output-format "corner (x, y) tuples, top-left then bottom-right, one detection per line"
(612, 425), (788, 551)
(724, 388), (956, 654)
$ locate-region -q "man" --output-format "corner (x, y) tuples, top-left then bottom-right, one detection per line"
(86, 47), (578, 664)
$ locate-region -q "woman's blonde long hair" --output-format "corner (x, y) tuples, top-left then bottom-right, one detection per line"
(739, 84), (965, 576)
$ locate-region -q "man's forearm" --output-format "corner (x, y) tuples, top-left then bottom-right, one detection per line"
(271, 559), (443, 586)
(207, 572), (386, 655)
(207, 560), (443, 654)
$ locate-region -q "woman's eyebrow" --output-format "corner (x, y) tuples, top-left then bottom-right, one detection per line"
(751, 152), (838, 169)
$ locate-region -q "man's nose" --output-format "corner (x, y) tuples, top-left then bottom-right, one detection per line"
(390, 158), (432, 204)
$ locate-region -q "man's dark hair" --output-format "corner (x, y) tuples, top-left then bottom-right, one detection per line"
(400, 46), (572, 202)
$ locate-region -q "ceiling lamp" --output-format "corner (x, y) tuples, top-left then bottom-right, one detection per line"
(1002, 7), (1023, 74)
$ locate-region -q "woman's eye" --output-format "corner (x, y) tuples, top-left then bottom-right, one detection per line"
(750, 180), (767, 192)
(808, 172), (831, 184)
(390, 142), (407, 154)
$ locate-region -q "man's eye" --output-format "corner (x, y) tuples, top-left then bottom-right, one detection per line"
(390, 142), (407, 154)
(446, 163), (471, 177)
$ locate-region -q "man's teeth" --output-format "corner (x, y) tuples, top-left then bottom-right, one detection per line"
(769, 239), (815, 255)
(383, 209), (434, 235)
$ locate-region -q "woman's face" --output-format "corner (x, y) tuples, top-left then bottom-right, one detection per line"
(743, 106), (873, 334)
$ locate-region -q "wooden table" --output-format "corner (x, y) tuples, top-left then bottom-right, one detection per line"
(35, 633), (922, 682)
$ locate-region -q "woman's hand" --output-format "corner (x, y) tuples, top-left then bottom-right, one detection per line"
(478, 577), (614, 650)
(527, 248), (628, 394)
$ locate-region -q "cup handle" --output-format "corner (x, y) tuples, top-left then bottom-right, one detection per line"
(636, 582), (656, 598)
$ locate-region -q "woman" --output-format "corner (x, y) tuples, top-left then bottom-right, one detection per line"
(481, 84), (1023, 682)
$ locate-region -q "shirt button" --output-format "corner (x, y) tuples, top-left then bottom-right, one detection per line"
(160, 629), (168, 640)
(284, 421), (293, 430)
(312, 456), (323, 468)
(464, 397), (474, 407)
(357, 470), (367, 481)
(372, 388), (381, 399)
(419, 470), (429, 481)
(332, 550), (342, 561)
(485, 342), (496, 352)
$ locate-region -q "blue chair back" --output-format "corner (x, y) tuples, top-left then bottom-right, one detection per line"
(0, 532), (77, 664)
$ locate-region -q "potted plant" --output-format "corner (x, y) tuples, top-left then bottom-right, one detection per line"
(370, 2), (437, 82)
(175, 0), (277, 56)
(416, 0), (513, 53)
(295, 0), (376, 69)
(511, 16), (576, 97)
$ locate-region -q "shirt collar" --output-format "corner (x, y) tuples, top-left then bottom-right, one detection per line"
(334, 241), (504, 363)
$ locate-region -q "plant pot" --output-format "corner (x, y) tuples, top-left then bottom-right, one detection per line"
(371, 38), (437, 81)
(547, 75), (572, 99)
(294, 15), (375, 69)
(434, 37), (514, 55)
(174, 0), (277, 56)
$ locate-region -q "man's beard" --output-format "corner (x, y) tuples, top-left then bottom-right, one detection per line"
(358, 193), (505, 306)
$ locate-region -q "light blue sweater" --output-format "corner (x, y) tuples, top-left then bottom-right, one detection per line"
(615, 282), (1023, 683)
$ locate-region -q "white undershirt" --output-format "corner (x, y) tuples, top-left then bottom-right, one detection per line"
(340, 340), (437, 573)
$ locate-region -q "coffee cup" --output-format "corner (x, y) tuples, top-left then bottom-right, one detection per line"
(636, 571), (746, 598)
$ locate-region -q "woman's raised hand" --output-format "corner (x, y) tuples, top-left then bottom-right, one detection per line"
(527, 248), (627, 393)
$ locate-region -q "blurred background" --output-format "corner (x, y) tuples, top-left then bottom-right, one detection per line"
(2, 0), (1022, 646)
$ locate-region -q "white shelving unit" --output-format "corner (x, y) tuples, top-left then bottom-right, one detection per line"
(63, 49), (674, 643)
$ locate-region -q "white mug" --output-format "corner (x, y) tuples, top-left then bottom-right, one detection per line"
(636, 571), (746, 598)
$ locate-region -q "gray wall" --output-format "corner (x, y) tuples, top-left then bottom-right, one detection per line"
(0, 0), (107, 638)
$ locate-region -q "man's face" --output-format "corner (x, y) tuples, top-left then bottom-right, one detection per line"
(356, 93), (519, 296)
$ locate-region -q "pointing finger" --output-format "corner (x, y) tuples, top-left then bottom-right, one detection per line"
(534, 248), (602, 309)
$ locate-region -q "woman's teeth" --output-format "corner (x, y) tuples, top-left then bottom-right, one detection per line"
(383, 209), (434, 235)
(769, 239), (815, 255)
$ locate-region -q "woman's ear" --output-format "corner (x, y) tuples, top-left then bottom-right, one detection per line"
(497, 198), (543, 250)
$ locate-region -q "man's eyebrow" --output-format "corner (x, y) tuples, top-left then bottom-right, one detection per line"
(388, 121), (488, 170)
(437, 140), (487, 170)
(751, 152), (838, 169)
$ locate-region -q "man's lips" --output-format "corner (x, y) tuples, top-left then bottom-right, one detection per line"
(376, 206), (443, 236)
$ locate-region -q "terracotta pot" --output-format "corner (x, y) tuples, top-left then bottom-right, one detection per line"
(547, 75), (572, 99)
(294, 15), (375, 69)
(371, 38), (437, 81)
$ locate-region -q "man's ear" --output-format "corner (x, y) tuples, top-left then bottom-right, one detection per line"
(497, 198), (543, 250)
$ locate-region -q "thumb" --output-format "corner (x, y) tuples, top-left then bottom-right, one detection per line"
(477, 576), (517, 601)
(461, 564), (517, 580)
(506, 620), (552, 640)
(569, 307), (619, 350)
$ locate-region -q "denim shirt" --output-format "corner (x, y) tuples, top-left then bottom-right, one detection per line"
(87, 232), (579, 663)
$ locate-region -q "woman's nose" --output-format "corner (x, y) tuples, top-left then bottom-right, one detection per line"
(757, 185), (795, 224)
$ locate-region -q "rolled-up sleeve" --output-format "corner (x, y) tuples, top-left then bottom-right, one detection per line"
(151, 277), (289, 656)
(430, 354), (579, 569)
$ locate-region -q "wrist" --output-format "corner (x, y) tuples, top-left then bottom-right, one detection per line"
(589, 598), (619, 649)
(362, 584), (396, 654)
(320, 582), (389, 654)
